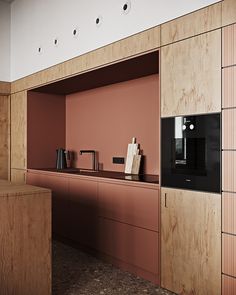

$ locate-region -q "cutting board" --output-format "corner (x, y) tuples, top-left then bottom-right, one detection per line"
(131, 154), (141, 174)
(125, 138), (138, 173)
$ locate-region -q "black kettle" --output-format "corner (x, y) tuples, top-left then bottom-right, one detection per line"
(56, 148), (67, 170)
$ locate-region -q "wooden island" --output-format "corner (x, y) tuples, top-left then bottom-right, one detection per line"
(0, 179), (51, 295)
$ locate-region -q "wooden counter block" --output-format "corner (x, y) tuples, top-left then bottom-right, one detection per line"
(223, 233), (236, 277)
(0, 182), (51, 295)
(223, 275), (236, 295)
(223, 109), (236, 150)
(223, 192), (236, 235)
(222, 67), (236, 109)
(223, 151), (236, 192)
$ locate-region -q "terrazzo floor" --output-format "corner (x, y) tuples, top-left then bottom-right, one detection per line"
(52, 240), (175, 295)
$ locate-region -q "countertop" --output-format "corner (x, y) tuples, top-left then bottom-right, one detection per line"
(30, 168), (159, 184)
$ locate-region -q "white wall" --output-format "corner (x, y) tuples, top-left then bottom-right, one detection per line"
(0, 1), (11, 81)
(10, 0), (219, 81)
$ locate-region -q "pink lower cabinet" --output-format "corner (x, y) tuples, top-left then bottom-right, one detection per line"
(98, 182), (159, 231)
(68, 177), (98, 249)
(27, 171), (69, 238)
(223, 234), (236, 278)
(98, 217), (159, 284)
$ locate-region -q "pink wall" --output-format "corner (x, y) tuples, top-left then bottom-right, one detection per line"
(66, 75), (160, 174)
(27, 91), (66, 168)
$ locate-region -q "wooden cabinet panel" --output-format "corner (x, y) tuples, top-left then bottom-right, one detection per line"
(222, 1), (236, 32)
(223, 24), (236, 67)
(11, 169), (26, 184)
(223, 233), (236, 277)
(223, 192), (236, 235)
(0, 189), (51, 295)
(223, 109), (236, 149)
(161, 30), (221, 117)
(161, 188), (221, 295)
(223, 275), (236, 295)
(98, 217), (159, 276)
(222, 67), (236, 108)
(223, 151), (236, 192)
(0, 81), (10, 95)
(161, 3), (221, 46)
(68, 177), (98, 248)
(0, 95), (9, 180)
(11, 91), (27, 169)
(98, 182), (159, 231)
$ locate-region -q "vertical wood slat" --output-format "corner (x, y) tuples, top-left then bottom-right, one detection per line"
(223, 24), (236, 67)
(223, 192), (236, 235)
(223, 233), (236, 277)
(0, 96), (9, 180)
(222, 67), (236, 109)
(222, 151), (236, 192)
(222, 109), (236, 150)
(222, 275), (236, 295)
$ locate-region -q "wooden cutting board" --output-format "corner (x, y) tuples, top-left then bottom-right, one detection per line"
(125, 138), (138, 173)
(131, 154), (141, 174)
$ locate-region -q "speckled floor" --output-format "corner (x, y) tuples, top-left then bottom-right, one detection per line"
(52, 240), (175, 295)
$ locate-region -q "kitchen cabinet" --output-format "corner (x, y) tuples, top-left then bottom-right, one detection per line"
(223, 233), (236, 278)
(161, 30), (221, 117)
(68, 177), (98, 248)
(161, 187), (221, 295)
(11, 168), (26, 184)
(223, 275), (236, 295)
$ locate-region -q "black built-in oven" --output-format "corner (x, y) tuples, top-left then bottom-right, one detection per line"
(161, 113), (220, 193)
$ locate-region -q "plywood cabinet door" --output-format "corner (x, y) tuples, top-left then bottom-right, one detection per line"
(161, 187), (221, 295)
(161, 30), (221, 117)
(11, 91), (27, 169)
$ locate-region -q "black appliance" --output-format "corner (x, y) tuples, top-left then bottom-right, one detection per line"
(56, 148), (67, 170)
(161, 113), (220, 193)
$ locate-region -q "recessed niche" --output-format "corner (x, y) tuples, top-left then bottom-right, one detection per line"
(122, 1), (131, 14)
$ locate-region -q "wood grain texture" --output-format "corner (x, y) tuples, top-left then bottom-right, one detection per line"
(0, 184), (51, 295)
(223, 24), (236, 67)
(161, 30), (221, 117)
(223, 151), (236, 192)
(0, 81), (11, 95)
(98, 182), (159, 232)
(223, 233), (236, 277)
(222, 0), (236, 27)
(223, 275), (236, 295)
(0, 96), (9, 180)
(222, 67), (236, 108)
(11, 91), (27, 169)
(223, 192), (236, 235)
(11, 26), (160, 93)
(223, 109), (236, 149)
(11, 169), (26, 184)
(161, 187), (221, 295)
(161, 2), (222, 46)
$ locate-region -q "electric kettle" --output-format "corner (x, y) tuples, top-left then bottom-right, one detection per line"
(56, 148), (67, 170)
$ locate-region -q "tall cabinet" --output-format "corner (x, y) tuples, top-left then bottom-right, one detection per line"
(160, 29), (222, 294)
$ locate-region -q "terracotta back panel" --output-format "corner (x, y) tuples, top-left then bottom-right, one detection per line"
(27, 92), (66, 169)
(223, 24), (236, 67)
(222, 109), (236, 149)
(66, 75), (160, 174)
(222, 67), (236, 109)
(223, 192), (236, 235)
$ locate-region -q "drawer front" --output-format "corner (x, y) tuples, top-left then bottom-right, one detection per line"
(98, 182), (159, 231)
(223, 233), (236, 277)
(222, 109), (236, 150)
(222, 275), (236, 295)
(223, 192), (236, 235)
(223, 151), (236, 192)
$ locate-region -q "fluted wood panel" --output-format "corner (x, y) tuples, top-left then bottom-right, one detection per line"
(222, 0), (236, 27)
(223, 275), (236, 295)
(223, 192), (236, 235)
(223, 233), (236, 277)
(223, 151), (236, 192)
(161, 188), (221, 295)
(222, 67), (236, 108)
(0, 96), (9, 180)
(11, 26), (160, 93)
(223, 24), (236, 67)
(11, 91), (27, 169)
(161, 3), (221, 46)
(161, 30), (221, 117)
(223, 109), (236, 149)
(0, 81), (10, 95)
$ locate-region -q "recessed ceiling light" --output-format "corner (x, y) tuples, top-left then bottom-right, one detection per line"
(122, 1), (131, 14)
(95, 15), (103, 27)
